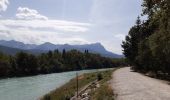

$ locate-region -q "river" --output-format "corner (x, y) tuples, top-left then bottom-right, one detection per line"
(0, 68), (111, 100)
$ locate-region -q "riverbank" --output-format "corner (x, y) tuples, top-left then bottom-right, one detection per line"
(0, 69), (110, 100)
(41, 69), (117, 100)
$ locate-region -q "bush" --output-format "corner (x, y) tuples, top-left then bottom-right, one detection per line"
(44, 94), (51, 100)
(97, 73), (103, 81)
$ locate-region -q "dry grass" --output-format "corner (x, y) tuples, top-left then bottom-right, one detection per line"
(41, 69), (117, 100)
(90, 69), (116, 100)
(41, 71), (99, 100)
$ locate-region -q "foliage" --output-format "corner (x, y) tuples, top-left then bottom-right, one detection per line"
(122, 0), (170, 77)
(97, 73), (103, 81)
(0, 49), (125, 78)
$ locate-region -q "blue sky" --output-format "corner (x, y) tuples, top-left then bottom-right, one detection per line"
(0, 0), (143, 54)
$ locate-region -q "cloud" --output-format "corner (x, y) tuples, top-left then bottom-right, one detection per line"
(0, 18), (91, 45)
(0, 0), (9, 12)
(0, 28), (89, 45)
(0, 0), (143, 54)
(16, 7), (48, 20)
(2, 19), (90, 32)
(0, 6), (91, 47)
(13, 7), (91, 32)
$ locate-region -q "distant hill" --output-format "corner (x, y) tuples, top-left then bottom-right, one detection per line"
(0, 40), (123, 58)
(0, 40), (37, 50)
(0, 45), (46, 55)
(0, 45), (26, 55)
(34, 42), (123, 58)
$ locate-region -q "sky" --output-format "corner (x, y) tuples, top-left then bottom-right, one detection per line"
(0, 0), (143, 54)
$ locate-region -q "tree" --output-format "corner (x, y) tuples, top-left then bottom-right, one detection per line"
(47, 50), (53, 58)
(9, 56), (17, 76)
(0, 48), (124, 78)
(62, 49), (66, 59)
(136, 39), (154, 72)
(0, 60), (10, 77)
(122, 17), (142, 65)
(15, 52), (39, 75)
(122, 0), (170, 76)
(27, 54), (39, 74)
(16, 52), (29, 75)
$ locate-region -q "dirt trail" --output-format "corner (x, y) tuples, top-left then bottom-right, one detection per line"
(111, 67), (170, 100)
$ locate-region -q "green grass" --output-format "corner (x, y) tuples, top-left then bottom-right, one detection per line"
(41, 69), (117, 100)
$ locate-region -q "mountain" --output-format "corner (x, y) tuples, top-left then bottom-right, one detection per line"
(34, 42), (59, 50)
(0, 45), (46, 55)
(0, 45), (27, 55)
(0, 40), (37, 50)
(0, 40), (123, 58)
(33, 42), (123, 58)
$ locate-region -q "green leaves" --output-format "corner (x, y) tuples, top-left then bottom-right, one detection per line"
(0, 49), (124, 78)
(122, 0), (170, 74)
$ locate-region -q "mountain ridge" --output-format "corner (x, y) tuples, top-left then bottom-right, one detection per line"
(0, 40), (123, 58)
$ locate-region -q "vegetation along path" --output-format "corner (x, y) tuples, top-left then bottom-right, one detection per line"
(112, 67), (170, 100)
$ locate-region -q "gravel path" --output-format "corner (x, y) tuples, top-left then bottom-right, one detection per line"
(111, 67), (170, 100)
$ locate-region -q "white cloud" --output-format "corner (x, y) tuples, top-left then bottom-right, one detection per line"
(0, 27), (89, 45)
(0, 0), (9, 12)
(1, 19), (90, 32)
(0, 6), (91, 47)
(0, 19), (91, 45)
(16, 7), (48, 20)
(13, 7), (91, 32)
(0, 0), (142, 55)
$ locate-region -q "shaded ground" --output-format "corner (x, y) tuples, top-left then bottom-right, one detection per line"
(111, 67), (170, 100)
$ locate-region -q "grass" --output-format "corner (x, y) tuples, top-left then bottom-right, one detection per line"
(90, 69), (116, 100)
(91, 84), (114, 100)
(41, 68), (117, 100)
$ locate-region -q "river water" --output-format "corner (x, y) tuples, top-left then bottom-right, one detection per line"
(0, 69), (111, 100)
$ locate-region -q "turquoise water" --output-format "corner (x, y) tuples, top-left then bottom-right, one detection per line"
(0, 69), (111, 100)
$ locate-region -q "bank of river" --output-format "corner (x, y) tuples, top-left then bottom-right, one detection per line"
(0, 68), (111, 100)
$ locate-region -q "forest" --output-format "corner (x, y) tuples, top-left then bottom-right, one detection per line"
(122, 0), (170, 78)
(0, 49), (125, 78)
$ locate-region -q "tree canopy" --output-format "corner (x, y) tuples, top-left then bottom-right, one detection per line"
(122, 0), (170, 77)
(0, 49), (126, 78)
